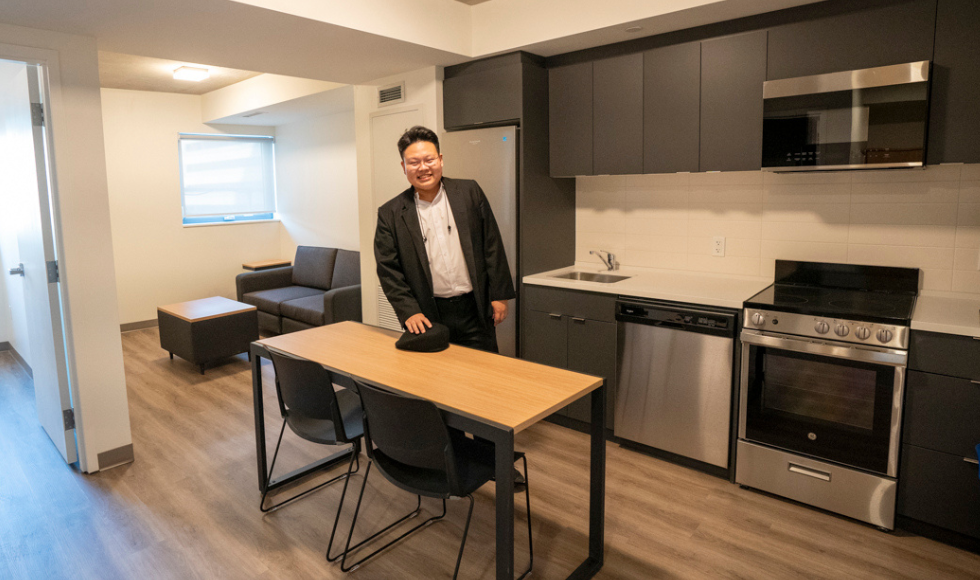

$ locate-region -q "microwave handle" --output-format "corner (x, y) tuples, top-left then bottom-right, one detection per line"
(740, 330), (907, 367)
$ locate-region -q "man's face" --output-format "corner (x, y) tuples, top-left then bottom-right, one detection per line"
(401, 141), (443, 192)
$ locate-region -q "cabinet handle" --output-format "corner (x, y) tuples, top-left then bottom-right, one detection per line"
(571, 317), (586, 324)
(971, 380), (980, 386)
(549, 313), (562, 320)
(965, 458), (979, 466)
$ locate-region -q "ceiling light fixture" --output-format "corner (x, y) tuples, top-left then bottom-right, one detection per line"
(173, 66), (210, 82)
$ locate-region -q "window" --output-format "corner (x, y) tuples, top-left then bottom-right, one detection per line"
(178, 133), (277, 225)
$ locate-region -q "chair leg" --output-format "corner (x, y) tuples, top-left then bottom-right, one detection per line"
(259, 423), (360, 513)
(451, 495), (475, 580)
(516, 454), (533, 580)
(338, 461), (446, 573)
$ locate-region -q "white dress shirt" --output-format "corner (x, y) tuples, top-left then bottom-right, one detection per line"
(415, 183), (473, 298)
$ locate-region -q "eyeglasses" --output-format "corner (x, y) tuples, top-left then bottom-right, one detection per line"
(405, 157), (440, 170)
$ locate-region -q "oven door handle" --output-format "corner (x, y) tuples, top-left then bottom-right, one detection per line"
(740, 330), (908, 367)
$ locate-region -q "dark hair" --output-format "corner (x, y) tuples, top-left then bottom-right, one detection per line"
(397, 125), (440, 159)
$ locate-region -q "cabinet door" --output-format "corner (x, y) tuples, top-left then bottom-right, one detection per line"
(644, 42), (700, 174)
(909, 330), (980, 381)
(565, 317), (617, 428)
(549, 62), (593, 177)
(928, 0), (980, 164)
(443, 62), (522, 129)
(522, 309), (568, 369)
(700, 31), (767, 172)
(898, 444), (980, 539)
(904, 370), (980, 458)
(593, 53), (643, 175)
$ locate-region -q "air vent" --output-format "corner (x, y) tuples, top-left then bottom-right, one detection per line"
(242, 111), (265, 118)
(378, 82), (406, 107)
(376, 284), (402, 331)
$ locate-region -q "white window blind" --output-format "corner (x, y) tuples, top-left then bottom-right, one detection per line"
(178, 133), (276, 222)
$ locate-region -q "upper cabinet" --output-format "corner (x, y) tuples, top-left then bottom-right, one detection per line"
(766, 0), (936, 80)
(549, 62), (593, 177)
(644, 42), (701, 174)
(593, 54), (643, 175)
(928, 0), (980, 164)
(443, 56), (523, 129)
(700, 31), (768, 172)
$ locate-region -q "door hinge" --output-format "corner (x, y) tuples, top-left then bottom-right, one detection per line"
(31, 102), (45, 127)
(63, 408), (75, 430)
(46, 260), (59, 283)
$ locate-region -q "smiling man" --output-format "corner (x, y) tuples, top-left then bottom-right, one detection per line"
(374, 125), (515, 353)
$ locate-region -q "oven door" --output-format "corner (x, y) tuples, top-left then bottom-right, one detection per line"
(739, 330), (906, 477)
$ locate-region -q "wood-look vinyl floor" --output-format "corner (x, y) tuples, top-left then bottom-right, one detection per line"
(1, 328), (978, 579)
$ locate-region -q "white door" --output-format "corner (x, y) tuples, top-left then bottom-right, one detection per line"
(0, 60), (76, 463)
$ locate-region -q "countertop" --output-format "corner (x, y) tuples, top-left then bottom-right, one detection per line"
(522, 265), (772, 310)
(911, 295), (980, 337)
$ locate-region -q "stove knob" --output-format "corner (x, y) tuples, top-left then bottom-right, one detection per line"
(834, 324), (850, 337)
(854, 327), (871, 340)
(877, 328), (894, 343)
(751, 313), (765, 326)
(814, 321), (830, 334)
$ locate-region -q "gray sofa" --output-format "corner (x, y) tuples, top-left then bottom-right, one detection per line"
(236, 246), (362, 334)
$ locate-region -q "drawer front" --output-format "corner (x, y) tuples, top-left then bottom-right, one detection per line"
(909, 330), (980, 380)
(898, 444), (980, 539)
(523, 285), (616, 322)
(905, 370), (980, 457)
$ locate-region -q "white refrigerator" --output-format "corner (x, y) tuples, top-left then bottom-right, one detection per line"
(440, 126), (518, 357)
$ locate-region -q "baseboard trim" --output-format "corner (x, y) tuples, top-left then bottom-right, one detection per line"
(97, 443), (135, 471)
(3, 344), (33, 378)
(0, 341), (10, 352)
(121, 319), (158, 332)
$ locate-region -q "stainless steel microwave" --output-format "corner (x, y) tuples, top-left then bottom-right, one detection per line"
(762, 61), (930, 172)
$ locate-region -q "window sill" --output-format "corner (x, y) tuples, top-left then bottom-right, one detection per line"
(182, 218), (280, 229)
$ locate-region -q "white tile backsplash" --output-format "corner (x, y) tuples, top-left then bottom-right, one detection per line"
(575, 164), (980, 295)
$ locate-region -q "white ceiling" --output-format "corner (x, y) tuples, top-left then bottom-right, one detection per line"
(98, 52), (260, 95)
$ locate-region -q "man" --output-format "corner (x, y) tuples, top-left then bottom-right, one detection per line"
(375, 125), (515, 353)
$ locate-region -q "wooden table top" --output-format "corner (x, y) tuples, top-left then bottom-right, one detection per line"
(158, 296), (256, 322)
(242, 259), (291, 271)
(257, 321), (603, 433)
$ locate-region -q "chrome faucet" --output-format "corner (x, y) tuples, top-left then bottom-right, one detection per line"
(590, 249), (619, 271)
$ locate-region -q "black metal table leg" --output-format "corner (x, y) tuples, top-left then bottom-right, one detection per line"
(494, 427), (516, 580)
(566, 382), (606, 580)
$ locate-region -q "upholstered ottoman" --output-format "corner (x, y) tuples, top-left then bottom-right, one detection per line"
(158, 297), (259, 374)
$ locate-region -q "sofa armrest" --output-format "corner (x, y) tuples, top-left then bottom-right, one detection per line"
(236, 267), (294, 301)
(323, 284), (362, 324)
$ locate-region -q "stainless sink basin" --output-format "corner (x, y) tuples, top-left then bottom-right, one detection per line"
(553, 271), (632, 283)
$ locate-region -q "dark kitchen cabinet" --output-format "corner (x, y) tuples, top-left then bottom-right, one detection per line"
(766, 0), (936, 80)
(643, 42), (701, 174)
(443, 55), (522, 129)
(549, 61), (593, 177)
(699, 31), (767, 172)
(928, 0), (980, 164)
(522, 285), (616, 428)
(898, 331), (980, 542)
(593, 53), (643, 175)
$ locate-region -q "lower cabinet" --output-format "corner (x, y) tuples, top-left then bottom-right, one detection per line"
(898, 443), (980, 539)
(521, 285), (617, 429)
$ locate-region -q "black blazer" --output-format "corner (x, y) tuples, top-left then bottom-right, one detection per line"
(374, 177), (516, 329)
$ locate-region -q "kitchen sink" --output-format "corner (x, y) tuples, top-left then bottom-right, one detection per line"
(553, 271), (632, 283)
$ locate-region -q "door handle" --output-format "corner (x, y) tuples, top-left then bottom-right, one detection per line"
(548, 313), (562, 320)
(964, 457), (979, 466)
(571, 317), (586, 324)
(8, 263), (24, 277)
(788, 463), (831, 482)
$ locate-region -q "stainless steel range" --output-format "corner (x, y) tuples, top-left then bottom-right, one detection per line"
(736, 260), (919, 530)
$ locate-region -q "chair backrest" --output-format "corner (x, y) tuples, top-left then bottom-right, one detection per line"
(331, 249), (361, 289)
(269, 351), (354, 442)
(292, 246), (338, 290)
(354, 380), (457, 484)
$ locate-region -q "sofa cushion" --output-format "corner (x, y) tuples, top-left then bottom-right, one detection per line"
(280, 294), (325, 327)
(332, 249), (360, 289)
(243, 286), (324, 316)
(292, 246), (337, 291)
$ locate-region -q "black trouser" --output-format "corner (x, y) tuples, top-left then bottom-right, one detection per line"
(433, 292), (498, 353)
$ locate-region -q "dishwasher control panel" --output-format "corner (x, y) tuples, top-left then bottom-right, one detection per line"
(617, 301), (735, 335)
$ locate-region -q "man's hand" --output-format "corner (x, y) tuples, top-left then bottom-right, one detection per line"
(405, 313), (432, 334)
(491, 300), (509, 326)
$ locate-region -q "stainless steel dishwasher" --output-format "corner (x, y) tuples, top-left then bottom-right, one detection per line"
(615, 298), (738, 470)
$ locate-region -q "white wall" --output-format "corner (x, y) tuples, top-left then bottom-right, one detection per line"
(353, 66), (443, 325)
(0, 60), (32, 361)
(275, 94), (360, 257)
(576, 164), (980, 296)
(100, 88), (281, 324)
(0, 22), (132, 472)
(202, 74), (345, 123)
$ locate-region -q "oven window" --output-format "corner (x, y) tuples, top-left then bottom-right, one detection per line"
(764, 354), (876, 430)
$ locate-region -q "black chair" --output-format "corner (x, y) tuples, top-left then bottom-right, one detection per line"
(337, 379), (533, 579)
(262, 351), (365, 561)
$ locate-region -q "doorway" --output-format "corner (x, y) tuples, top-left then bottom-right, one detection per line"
(0, 57), (78, 465)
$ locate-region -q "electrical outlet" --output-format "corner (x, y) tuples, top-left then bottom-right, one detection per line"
(712, 236), (726, 257)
